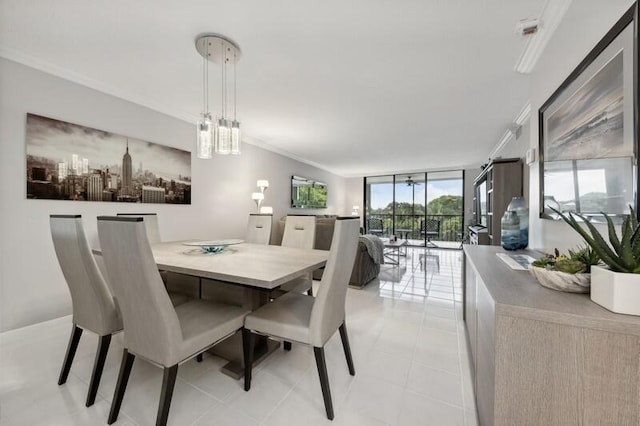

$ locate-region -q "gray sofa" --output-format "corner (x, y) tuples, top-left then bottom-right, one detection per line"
(272, 216), (380, 287)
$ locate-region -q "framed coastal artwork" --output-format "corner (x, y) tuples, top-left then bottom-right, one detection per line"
(539, 5), (638, 221)
(26, 113), (191, 204)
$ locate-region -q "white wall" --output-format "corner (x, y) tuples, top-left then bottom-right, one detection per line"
(344, 177), (364, 226)
(494, 123), (530, 204)
(0, 58), (347, 332)
(528, 0), (634, 251)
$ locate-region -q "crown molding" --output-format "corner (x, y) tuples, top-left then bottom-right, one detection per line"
(241, 135), (345, 177)
(0, 47), (197, 123)
(514, 0), (573, 74)
(0, 48), (345, 178)
(514, 102), (532, 126)
(487, 100), (531, 160)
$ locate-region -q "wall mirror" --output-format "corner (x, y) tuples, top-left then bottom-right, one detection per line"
(291, 175), (327, 208)
(539, 5), (638, 222)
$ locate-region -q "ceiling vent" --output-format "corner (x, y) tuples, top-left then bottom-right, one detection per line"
(514, 0), (573, 74)
(516, 19), (540, 36)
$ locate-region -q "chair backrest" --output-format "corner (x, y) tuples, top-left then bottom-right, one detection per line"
(116, 213), (161, 244)
(97, 216), (181, 366)
(281, 216), (316, 249)
(309, 218), (360, 347)
(245, 214), (272, 245)
(50, 215), (121, 336)
(366, 217), (383, 233)
(421, 218), (440, 235)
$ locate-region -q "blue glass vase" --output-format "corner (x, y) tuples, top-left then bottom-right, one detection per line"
(501, 211), (520, 251)
(507, 196), (529, 249)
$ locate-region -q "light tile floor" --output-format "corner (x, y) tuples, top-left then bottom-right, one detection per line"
(0, 248), (477, 426)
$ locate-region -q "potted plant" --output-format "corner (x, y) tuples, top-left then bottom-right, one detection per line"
(553, 207), (640, 316)
(529, 247), (598, 293)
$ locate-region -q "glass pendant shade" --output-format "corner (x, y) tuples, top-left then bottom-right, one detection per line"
(195, 34), (242, 157)
(231, 120), (241, 155)
(196, 114), (213, 159)
(215, 118), (231, 155)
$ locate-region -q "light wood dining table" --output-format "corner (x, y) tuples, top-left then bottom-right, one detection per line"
(95, 241), (329, 378)
(152, 241), (328, 289)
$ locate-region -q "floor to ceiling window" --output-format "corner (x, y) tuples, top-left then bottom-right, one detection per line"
(425, 170), (464, 247)
(365, 170), (464, 248)
(394, 173), (426, 242)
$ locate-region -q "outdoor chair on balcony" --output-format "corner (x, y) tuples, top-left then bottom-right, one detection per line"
(420, 218), (440, 248)
(366, 217), (384, 236)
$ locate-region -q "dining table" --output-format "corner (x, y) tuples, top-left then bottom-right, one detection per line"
(94, 240), (329, 378)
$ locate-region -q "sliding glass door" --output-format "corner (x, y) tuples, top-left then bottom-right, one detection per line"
(425, 171), (464, 247)
(365, 170), (464, 248)
(364, 175), (394, 237)
(394, 174), (425, 243)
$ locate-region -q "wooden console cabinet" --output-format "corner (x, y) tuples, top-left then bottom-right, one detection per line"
(473, 159), (522, 245)
(463, 245), (640, 426)
(468, 225), (489, 245)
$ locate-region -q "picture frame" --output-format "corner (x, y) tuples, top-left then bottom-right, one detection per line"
(291, 175), (327, 209)
(26, 113), (192, 204)
(538, 4), (639, 221)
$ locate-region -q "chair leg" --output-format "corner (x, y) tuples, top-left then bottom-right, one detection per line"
(338, 323), (355, 376)
(58, 325), (83, 386)
(242, 327), (254, 391)
(157, 364), (178, 426)
(283, 341), (292, 351)
(108, 349), (135, 425)
(196, 354), (203, 363)
(86, 334), (112, 406)
(313, 347), (334, 420)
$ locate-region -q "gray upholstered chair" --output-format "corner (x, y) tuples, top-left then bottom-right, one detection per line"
(245, 214), (273, 245)
(243, 217), (360, 420)
(50, 215), (123, 408)
(97, 216), (251, 426)
(281, 215), (316, 248)
(116, 213), (161, 243)
(279, 215), (316, 297)
(116, 212), (189, 307)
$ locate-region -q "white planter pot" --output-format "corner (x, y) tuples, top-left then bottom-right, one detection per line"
(591, 265), (640, 316)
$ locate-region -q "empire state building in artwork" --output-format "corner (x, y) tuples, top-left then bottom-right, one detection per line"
(121, 139), (133, 197)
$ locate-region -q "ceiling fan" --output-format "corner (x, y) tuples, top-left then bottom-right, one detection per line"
(405, 176), (421, 186)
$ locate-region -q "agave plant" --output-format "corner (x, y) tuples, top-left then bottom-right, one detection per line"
(552, 207), (640, 274)
(532, 246), (599, 274)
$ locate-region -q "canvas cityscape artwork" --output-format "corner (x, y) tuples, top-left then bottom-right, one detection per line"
(26, 113), (191, 204)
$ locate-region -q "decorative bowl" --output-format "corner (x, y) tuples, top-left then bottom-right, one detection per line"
(529, 265), (590, 293)
(183, 239), (243, 254)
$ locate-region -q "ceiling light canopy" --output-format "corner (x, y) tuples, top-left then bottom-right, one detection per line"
(195, 34), (242, 158)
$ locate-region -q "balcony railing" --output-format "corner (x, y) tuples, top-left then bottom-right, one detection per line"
(365, 213), (463, 243)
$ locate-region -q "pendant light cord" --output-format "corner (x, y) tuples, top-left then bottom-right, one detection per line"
(205, 40), (209, 114)
(202, 40), (206, 115)
(234, 48), (237, 120)
(221, 39), (226, 119)
(224, 45), (228, 119)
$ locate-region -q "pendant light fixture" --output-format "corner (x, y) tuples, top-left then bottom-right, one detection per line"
(195, 34), (242, 157)
(196, 38), (213, 159)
